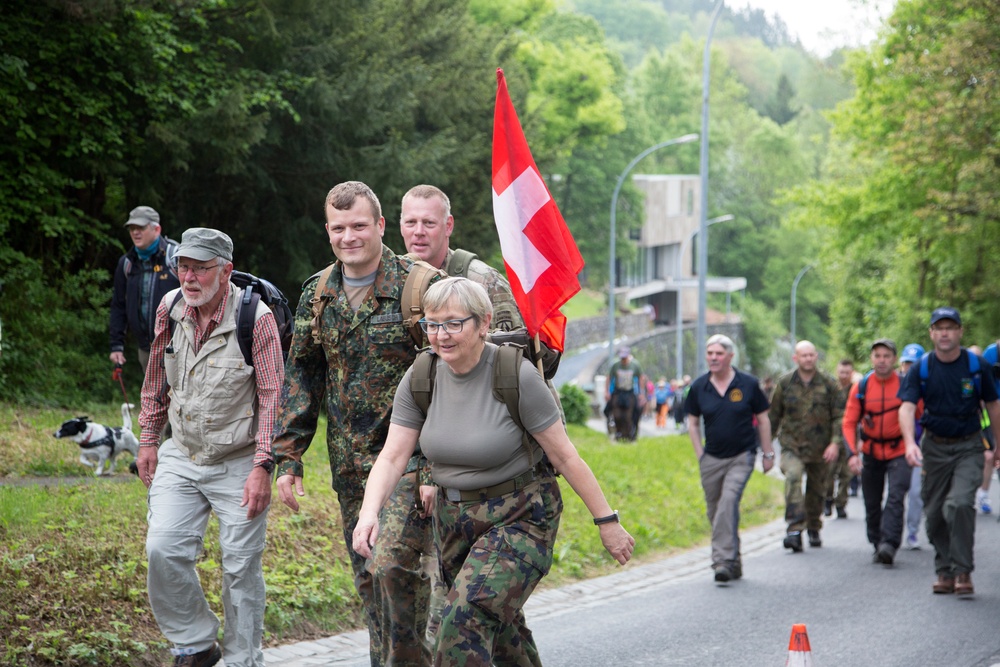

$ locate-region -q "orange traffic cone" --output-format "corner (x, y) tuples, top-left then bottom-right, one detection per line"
(785, 623), (814, 666)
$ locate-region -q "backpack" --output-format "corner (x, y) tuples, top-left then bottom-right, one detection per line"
(123, 237), (179, 279)
(410, 343), (537, 467)
(855, 370), (900, 418)
(167, 270), (293, 366)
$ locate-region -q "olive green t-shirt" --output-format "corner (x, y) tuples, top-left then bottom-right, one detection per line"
(391, 343), (561, 490)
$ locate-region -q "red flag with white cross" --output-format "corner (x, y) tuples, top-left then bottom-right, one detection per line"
(492, 68), (583, 352)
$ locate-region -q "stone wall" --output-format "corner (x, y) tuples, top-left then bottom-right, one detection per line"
(566, 312), (653, 351)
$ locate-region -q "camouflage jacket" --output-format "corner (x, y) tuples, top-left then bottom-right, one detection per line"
(443, 248), (523, 332)
(770, 369), (844, 455)
(272, 244), (436, 498)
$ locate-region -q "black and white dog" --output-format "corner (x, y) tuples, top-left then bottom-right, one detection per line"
(54, 403), (140, 476)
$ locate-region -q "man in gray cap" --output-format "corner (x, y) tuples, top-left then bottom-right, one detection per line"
(900, 307), (1000, 597)
(110, 206), (180, 374)
(136, 228), (284, 667)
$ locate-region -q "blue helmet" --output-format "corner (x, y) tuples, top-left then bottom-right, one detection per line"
(900, 343), (925, 364)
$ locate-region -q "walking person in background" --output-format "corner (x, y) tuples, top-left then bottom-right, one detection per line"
(968, 345), (995, 515)
(825, 358), (857, 519)
(900, 307), (1000, 597)
(842, 339), (919, 566)
(137, 228), (283, 667)
(685, 334), (773, 583)
(352, 277), (634, 665)
(899, 342), (925, 549)
(770, 341), (843, 553)
(110, 206), (179, 374)
(655, 378), (673, 429)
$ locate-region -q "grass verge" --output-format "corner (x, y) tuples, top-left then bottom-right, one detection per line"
(0, 403), (782, 665)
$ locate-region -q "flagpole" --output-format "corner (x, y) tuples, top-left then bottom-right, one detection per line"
(607, 134), (699, 372)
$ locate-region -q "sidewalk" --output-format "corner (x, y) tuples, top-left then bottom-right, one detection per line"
(258, 419), (783, 666)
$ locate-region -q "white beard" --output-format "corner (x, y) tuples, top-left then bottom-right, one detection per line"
(182, 276), (221, 308)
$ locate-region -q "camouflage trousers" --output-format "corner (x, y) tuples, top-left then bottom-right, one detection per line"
(372, 471), (435, 666)
(780, 447), (829, 532)
(824, 444), (853, 510)
(339, 472), (435, 667)
(433, 475), (562, 666)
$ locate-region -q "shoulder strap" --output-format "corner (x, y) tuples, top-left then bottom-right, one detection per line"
(492, 344), (534, 468)
(401, 259), (442, 348)
(968, 348), (981, 396)
(856, 370), (873, 404)
(236, 288), (261, 367)
(309, 264), (338, 345)
(166, 290), (185, 345)
(448, 248), (478, 278)
(410, 350), (437, 416)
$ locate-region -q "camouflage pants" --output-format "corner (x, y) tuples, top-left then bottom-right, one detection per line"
(434, 476), (562, 666)
(825, 444), (852, 510)
(337, 494), (382, 667)
(372, 471), (434, 666)
(780, 447), (828, 532)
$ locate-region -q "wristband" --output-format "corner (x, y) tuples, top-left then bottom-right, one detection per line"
(594, 510), (620, 525)
(762, 452), (775, 460)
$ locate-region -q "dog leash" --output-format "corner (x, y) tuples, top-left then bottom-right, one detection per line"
(112, 364), (133, 422)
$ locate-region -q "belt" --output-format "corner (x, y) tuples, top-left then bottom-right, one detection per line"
(926, 432), (973, 444)
(443, 466), (542, 503)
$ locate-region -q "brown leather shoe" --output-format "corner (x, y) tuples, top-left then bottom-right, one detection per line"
(932, 574), (955, 594)
(955, 573), (974, 598)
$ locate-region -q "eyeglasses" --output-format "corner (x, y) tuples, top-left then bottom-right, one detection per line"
(418, 316), (475, 335)
(176, 262), (220, 277)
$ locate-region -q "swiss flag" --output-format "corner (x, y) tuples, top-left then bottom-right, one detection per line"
(492, 68), (583, 352)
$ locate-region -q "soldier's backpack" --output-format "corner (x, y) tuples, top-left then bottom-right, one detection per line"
(167, 270), (294, 366)
(410, 343), (538, 466)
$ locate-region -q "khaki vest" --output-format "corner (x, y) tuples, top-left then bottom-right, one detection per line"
(163, 283), (268, 465)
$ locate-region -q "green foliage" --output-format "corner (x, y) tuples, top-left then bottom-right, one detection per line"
(739, 295), (786, 377)
(558, 384), (590, 425)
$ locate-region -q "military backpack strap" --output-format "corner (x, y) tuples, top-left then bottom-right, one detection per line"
(410, 350), (437, 416)
(308, 263), (338, 346)
(492, 344), (534, 468)
(448, 248), (478, 278)
(401, 259), (445, 348)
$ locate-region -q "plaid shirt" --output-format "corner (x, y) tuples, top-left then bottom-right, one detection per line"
(139, 285), (284, 467)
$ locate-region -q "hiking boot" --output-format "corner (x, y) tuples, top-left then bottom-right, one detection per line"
(807, 529), (822, 548)
(713, 564), (732, 583)
(836, 506), (848, 519)
(729, 562), (743, 580)
(783, 531), (803, 553)
(823, 499), (833, 517)
(875, 542), (896, 565)
(932, 574), (956, 595)
(173, 642), (221, 667)
(955, 573), (974, 598)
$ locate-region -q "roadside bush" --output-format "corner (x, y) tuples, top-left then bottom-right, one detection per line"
(559, 383), (590, 425)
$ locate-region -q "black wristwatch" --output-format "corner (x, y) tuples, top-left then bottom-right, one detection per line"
(594, 510), (620, 526)
(256, 459), (275, 475)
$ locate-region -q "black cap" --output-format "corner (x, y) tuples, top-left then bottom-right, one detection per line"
(930, 307), (961, 327)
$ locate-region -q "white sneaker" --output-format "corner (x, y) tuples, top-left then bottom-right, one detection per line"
(977, 488), (992, 514)
(905, 532), (920, 550)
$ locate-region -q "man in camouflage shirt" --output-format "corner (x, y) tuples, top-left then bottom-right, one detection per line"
(273, 181), (438, 667)
(770, 340), (844, 552)
(399, 184), (523, 332)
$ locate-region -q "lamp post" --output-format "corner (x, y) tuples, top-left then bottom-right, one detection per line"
(675, 214), (733, 379)
(790, 263), (814, 345)
(696, 0), (725, 375)
(608, 133), (699, 369)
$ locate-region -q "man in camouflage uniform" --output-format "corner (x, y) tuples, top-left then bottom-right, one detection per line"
(399, 184), (523, 332)
(824, 358), (857, 519)
(770, 340), (843, 552)
(273, 181), (438, 667)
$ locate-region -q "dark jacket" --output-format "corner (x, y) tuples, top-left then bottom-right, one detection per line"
(110, 236), (179, 353)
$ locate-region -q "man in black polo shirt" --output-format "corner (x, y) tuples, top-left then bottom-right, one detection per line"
(686, 334), (774, 584)
(900, 306), (1000, 598)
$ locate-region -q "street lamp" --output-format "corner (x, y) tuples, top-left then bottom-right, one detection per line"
(790, 263), (814, 345)
(696, 0), (725, 375)
(608, 133), (699, 369)
(675, 214), (733, 379)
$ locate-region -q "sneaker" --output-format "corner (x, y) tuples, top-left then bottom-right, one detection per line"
(905, 532), (920, 550)
(932, 574), (956, 595)
(783, 531), (803, 553)
(875, 542), (896, 565)
(823, 499), (833, 517)
(836, 506), (848, 519)
(977, 489), (992, 514)
(955, 573), (974, 598)
(173, 642), (221, 667)
(807, 529), (822, 548)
